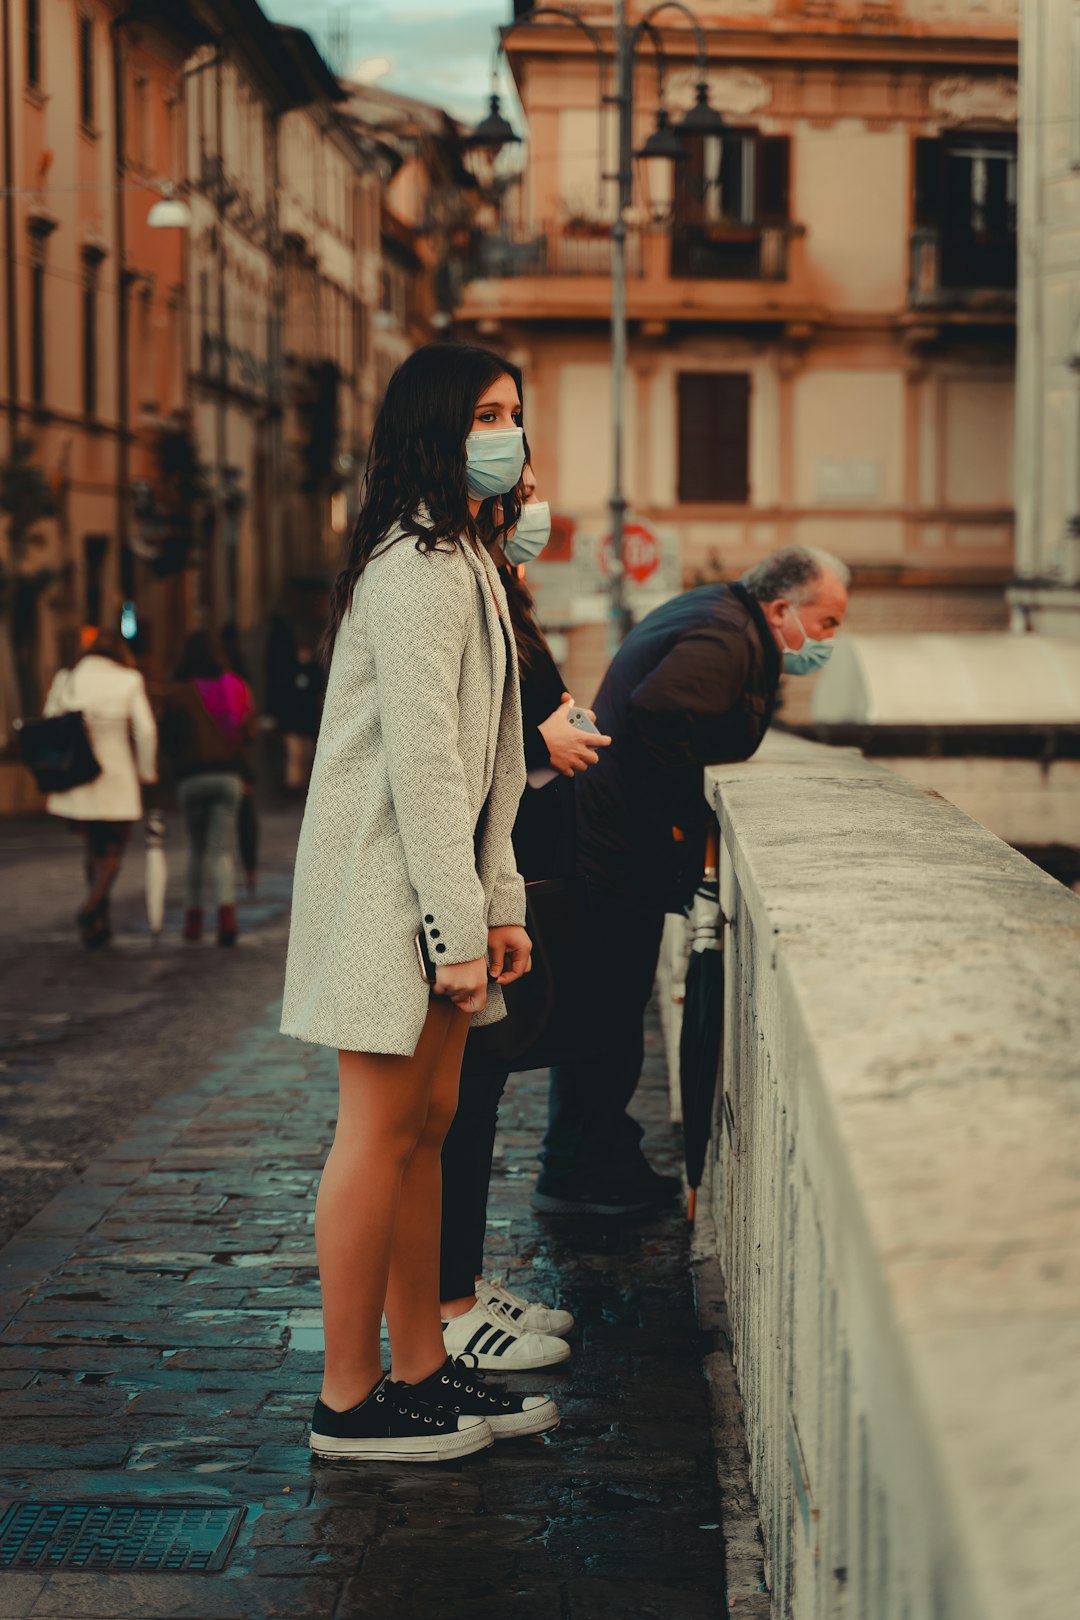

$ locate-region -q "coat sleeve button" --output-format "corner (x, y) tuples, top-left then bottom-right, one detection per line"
(430, 929), (440, 939)
(435, 944), (447, 954)
(424, 915), (434, 924)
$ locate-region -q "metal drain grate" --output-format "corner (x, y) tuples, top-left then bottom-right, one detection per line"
(0, 1502), (245, 1572)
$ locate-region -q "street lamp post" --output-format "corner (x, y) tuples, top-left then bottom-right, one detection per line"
(610, 0), (632, 651)
(470, 2), (725, 653)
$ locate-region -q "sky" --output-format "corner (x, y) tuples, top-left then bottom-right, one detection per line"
(260, 0), (515, 125)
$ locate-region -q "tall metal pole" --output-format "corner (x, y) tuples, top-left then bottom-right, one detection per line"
(608, 0), (633, 654)
(1, 0), (19, 450)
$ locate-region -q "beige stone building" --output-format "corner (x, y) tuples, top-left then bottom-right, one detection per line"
(167, 6), (385, 667)
(456, 0), (1019, 702)
(0, 0), (395, 811)
(1010, 0), (1080, 640)
(276, 30), (381, 593)
(0, 0), (211, 812)
(182, 9), (297, 648)
(342, 85), (480, 397)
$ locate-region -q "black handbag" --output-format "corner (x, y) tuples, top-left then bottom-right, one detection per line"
(469, 875), (587, 1071)
(15, 674), (101, 795)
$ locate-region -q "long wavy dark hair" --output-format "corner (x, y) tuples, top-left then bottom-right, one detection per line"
(499, 561), (550, 677)
(322, 343), (527, 663)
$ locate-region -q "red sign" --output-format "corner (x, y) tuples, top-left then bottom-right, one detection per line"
(600, 522), (660, 585)
(545, 514), (575, 563)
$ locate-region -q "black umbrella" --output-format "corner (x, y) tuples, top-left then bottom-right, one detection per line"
(238, 789), (259, 897)
(678, 832), (725, 1221)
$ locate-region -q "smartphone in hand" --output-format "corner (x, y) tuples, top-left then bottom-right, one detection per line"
(567, 707), (600, 735)
(414, 930), (437, 985)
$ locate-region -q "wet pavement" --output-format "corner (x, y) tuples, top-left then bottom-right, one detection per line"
(0, 807), (302, 1247)
(0, 963), (731, 1616)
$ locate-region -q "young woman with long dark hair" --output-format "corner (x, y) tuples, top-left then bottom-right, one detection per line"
(281, 344), (559, 1464)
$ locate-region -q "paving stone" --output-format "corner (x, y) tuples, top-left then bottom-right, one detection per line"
(0, 990), (741, 1615)
(25, 1572), (343, 1618)
(0, 1574), (49, 1618)
(244, 1505), (381, 1546)
(563, 1578), (724, 1618)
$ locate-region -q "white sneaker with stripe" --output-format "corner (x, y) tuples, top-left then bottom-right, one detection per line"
(478, 1276), (575, 1338)
(442, 1299), (571, 1371)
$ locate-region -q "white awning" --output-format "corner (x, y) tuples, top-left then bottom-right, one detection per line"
(811, 634), (1080, 726)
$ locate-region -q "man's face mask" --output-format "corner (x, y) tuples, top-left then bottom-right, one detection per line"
(780, 604), (834, 676)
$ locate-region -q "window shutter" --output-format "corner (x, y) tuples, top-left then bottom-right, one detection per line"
(914, 137), (942, 226)
(678, 373), (751, 504)
(79, 14), (94, 128)
(675, 134), (705, 225)
(756, 136), (790, 222)
(719, 134), (745, 223)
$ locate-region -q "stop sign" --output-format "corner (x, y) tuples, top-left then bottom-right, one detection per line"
(600, 522), (660, 584)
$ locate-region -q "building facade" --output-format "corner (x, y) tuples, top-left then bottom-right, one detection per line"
(343, 84), (480, 397)
(277, 28), (380, 600)
(182, 6), (298, 660)
(0, 0), (399, 810)
(1010, 0), (1080, 640)
(456, 0), (1019, 702)
(0, 0), (211, 769)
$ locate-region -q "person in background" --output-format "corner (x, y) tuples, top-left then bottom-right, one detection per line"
(162, 630), (255, 947)
(536, 546), (850, 1217)
(438, 468), (610, 1370)
(220, 620), (259, 896)
(279, 634), (324, 793)
(43, 629), (158, 949)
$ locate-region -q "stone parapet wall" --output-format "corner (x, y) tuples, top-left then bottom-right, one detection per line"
(692, 732), (1080, 1620)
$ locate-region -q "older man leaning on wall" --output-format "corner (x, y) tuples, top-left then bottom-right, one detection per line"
(534, 546), (850, 1219)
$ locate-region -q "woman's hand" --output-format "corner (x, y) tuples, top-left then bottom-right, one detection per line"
(434, 957), (489, 1015)
(487, 924), (532, 986)
(538, 693), (612, 778)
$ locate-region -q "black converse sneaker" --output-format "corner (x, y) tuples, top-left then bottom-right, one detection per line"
(310, 1374), (493, 1463)
(402, 1355), (560, 1441)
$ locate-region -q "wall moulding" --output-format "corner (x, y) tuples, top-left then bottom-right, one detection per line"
(655, 66), (1012, 131)
(929, 75), (1018, 127)
(665, 67), (771, 119)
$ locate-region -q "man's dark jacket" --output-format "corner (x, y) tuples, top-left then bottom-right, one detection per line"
(576, 582), (781, 911)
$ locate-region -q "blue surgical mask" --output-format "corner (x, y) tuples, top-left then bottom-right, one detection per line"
(504, 501), (551, 567)
(780, 606), (834, 676)
(465, 427), (526, 499)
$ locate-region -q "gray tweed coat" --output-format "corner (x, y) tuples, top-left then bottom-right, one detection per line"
(280, 524), (527, 1055)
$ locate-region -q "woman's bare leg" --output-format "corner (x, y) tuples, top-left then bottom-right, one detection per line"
(384, 1002), (470, 1386)
(316, 998), (458, 1413)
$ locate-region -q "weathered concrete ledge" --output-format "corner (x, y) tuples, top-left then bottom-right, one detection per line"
(698, 732), (1080, 1620)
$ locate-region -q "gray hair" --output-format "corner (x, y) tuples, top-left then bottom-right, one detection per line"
(739, 546), (850, 604)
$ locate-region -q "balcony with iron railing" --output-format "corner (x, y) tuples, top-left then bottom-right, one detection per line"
(455, 215), (813, 325)
(909, 225), (1016, 314)
(669, 220), (797, 281)
(465, 222), (644, 280)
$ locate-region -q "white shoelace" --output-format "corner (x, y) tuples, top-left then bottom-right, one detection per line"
(482, 1278), (531, 1314)
(477, 1294), (525, 1330)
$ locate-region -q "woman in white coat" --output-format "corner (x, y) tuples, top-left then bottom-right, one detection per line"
(282, 344), (558, 1464)
(43, 630), (157, 948)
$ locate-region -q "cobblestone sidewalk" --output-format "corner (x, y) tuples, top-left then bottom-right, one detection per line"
(0, 1002), (727, 1619)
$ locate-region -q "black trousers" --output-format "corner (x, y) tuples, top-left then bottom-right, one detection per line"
(439, 1057), (511, 1302)
(540, 884), (667, 1188)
